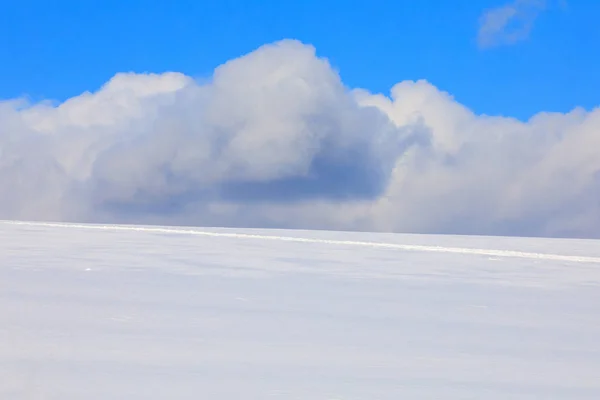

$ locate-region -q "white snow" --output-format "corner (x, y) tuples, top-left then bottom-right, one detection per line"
(2, 220), (600, 399)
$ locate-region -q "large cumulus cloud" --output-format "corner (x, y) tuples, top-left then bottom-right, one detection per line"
(1, 39), (599, 238)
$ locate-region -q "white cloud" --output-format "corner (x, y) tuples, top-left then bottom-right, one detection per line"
(1, 39), (599, 238)
(477, 0), (547, 48)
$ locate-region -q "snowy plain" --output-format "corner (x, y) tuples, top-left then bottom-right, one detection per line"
(2, 220), (600, 399)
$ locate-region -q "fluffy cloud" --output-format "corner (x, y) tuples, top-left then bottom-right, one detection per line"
(1, 39), (599, 238)
(477, 0), (547, 48)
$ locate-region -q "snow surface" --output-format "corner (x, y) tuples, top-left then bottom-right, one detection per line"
(2, 220), (600, 399)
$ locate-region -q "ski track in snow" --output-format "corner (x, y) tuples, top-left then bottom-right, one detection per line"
(3, 220), (600, 264)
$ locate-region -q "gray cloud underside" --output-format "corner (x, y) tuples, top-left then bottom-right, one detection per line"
(1, 39), (599, 238)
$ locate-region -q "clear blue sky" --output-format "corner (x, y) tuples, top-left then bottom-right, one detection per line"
(1, 0), (598, 120)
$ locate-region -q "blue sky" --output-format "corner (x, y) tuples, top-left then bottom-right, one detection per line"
(1, 0), (598, 120)
(1, 0), (600, 238)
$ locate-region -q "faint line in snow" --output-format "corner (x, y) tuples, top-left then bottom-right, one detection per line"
(2, 220), (600, 264)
